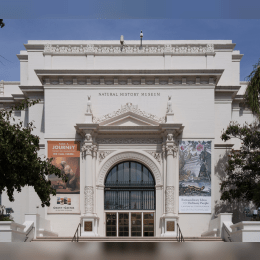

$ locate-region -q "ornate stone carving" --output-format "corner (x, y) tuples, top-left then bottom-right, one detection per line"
(44, 44), (214, 55)
(93, 102), (165, 124)
(165, 186), (174, 214)
(85, 133), (92, 141)
(84, 186), (93, 214)
(97, 138), (162, 144)
(86, 95), (92, 113)
(99, 151), (113, 163)
(162, 145), (166, 159)
(81, 144), (92, 155)
(167, 96), (173, 113)
(207, 44), (214, 52)
(98, 152), (162, 185)
(92, 145), (98, 158)
(146, 151), (161, 164)
(166, 146), (174, 156)
(167, 133), (173, 141)
(166, 143), (178, 157)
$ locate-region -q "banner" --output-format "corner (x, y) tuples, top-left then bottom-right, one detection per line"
(179, 141), (211, 213)
(47, 141), (80, 214)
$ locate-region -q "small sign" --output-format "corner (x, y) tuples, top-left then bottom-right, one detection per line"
(167, 221), (175, 232)
(84, 221), (92, 232)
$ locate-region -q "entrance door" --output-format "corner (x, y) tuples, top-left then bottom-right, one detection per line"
(105, 161), (156, 238)
(106, 212), (154, 237)
(143, 212), (154, 236)
(119, 213), (129, 237)
(131, 213), (142, 237)
(106, 213), (117, 237)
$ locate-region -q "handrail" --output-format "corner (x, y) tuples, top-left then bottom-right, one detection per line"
(223, 223), (232, 242)
(24, 225), (35, 242)
(72, 223), (81, 242)
(176, 223), (185, 242)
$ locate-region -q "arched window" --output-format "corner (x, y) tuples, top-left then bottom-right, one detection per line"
(104, 161), (155, 210)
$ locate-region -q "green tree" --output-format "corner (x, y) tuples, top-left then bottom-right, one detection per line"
(244, 59), (260, 116)
(221, 122), (260, 207)
(0, 99), (67, 207)
(0, 19), (4, 28)
(220, 60), (260, 207)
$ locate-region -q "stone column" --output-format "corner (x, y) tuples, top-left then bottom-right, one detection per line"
(165, 132), (177, 216)
(82, 132), (94, 216)
(92, 144), (97, 214)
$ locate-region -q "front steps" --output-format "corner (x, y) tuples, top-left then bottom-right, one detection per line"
(32, 236), (224, 242)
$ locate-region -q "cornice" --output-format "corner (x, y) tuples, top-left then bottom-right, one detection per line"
(35, 69), (224, 86)
(0, 81), (20, 85)
(75, 123), (184, 136)
(214, 144), (234, 149)
(215, 86), (240, 100)
(232, 54), (243, 62)
(19, 85), (44, 96)
(215, 86), (241, 92)
(16, 54), (28, 61)
(214, 43), (236, 51)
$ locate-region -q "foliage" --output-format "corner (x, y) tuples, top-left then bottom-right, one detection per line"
(220, 121), (260, 207)
(0, 99), (67, 207)
(244, 59), (260, 116)
(0, 19), (4, 28)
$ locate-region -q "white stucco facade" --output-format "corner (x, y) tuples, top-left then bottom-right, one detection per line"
(0, 39), (254, 238)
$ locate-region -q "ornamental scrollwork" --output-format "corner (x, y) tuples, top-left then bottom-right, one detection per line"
(99, 151), (114, 163)
(166, 143), (178, 157)
(84, 186), (94, 214)
(44, 44), (214, 55)
(81, 144), (92, 155)
(146, 151), (161, 164)
(93, 102), (165, 124)
(165, 186), (174, 214)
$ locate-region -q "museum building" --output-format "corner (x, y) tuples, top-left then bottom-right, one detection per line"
(0, 39), (254, 239)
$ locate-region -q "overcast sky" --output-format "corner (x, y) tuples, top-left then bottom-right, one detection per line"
(1, 1), (260, 81)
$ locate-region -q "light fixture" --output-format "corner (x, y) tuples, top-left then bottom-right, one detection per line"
(139, 30), (143, 50)
(120, 35), (124, 51)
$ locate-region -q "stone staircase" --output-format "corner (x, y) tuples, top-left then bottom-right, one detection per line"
(32, 236), (224, 242)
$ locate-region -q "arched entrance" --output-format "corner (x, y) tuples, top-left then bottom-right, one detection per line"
(104, 161), (155, 237)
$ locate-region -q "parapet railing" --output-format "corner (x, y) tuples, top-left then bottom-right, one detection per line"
(72, 223), (81, 242)
(176, 223), (185, 242)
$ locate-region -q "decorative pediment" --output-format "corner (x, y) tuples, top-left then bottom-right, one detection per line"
(93, 103), (165, 126)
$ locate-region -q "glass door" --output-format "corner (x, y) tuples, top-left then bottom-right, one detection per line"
(106, 213), (117, 237)
(118, 213), (129, 236)
(143, 212), (154, 237)
(131, 213), (142, 237)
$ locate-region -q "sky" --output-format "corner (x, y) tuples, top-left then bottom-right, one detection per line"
(1, 0), (260, 81)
